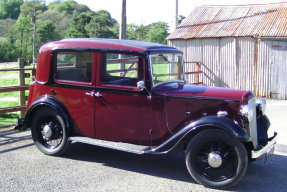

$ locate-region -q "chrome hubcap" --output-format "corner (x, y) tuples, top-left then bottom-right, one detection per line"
(43, 124), (52, 138)
(207, 152), (223, 168)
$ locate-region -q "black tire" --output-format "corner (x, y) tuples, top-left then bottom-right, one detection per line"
(31, 107), (70, 156)
(185, 129), (248, 189)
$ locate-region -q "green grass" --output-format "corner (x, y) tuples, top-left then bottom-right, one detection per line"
(0, 78), (31, 97)
(0, 68), (33, 126)
(0, 114), (19, 126)
(0, 78), (18, 86)
(0, 101), (19, 108)
(0, 71), (18, 75)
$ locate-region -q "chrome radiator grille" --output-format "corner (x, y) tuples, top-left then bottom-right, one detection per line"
(249, 97), (258, 149)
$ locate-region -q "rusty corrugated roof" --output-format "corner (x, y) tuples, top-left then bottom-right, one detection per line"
(167, 3), (287, 40)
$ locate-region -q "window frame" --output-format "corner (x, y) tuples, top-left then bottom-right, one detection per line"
(53, 50), (96, 87)
(97, 51), (145, 91)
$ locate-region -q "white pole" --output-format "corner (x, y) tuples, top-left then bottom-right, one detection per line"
(175, 0), (179, 29)
(119, 0), (127, 39)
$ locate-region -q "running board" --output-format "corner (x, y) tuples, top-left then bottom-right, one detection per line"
(69, 137), (151, 154)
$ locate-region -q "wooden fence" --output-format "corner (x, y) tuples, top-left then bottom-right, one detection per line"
(0, 60), (201, 119)
(184, 62), (203, 85)
(0, 58), (36, 118)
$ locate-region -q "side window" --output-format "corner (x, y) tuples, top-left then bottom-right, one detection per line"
(56, 52), (92, 83)
(101, 53), (143, 87)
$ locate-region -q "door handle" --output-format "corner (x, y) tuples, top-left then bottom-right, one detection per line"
(85, 91), (102, 97)
(94, 92), (103, 97)
(85, 91), (95, 97)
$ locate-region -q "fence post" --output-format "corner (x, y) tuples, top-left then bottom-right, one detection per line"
(18, 58), (25, 118)
(194, 62), (201, 84)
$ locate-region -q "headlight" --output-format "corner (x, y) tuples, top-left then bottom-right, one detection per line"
(240, 103), (255, 122)
(256, 98), (266, 115)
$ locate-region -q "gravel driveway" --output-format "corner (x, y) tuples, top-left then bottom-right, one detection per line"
(0, 99), (286, 192)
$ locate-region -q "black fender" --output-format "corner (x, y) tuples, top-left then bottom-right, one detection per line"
(148, 116), (250, 154)
(21, 95), (72, 133)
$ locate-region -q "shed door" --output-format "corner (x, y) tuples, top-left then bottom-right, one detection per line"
(271, 41), (287, 99)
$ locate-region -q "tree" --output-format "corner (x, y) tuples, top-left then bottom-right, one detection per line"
(65, 10), (118, 39)
(146, 22), (169, 44)
(86, 10), (118, 38)
(127, 22), (169, 44)
(40, 8), (72, 39)
(0, 0), (23, 19)
(20, 1), (47, 17)
(36, 20), (59, 44)
(127, 24), (147, 41)
(0, 37), (15, 61)
(1, 0), (171, 62)
(0, 18), (16, 36)
(48, 0), (90, 15)
(65, 12), (93, 37)
(15, 15), (33, 60)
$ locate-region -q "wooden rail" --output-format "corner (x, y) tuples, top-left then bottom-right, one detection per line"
(0, 58), (35, 117)
(0, 86), (29, 93)
(184, 62), (203, 85)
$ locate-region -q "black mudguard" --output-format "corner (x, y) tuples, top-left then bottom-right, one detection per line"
(148, 116), (250, 154)
(17, 95), (72, 132)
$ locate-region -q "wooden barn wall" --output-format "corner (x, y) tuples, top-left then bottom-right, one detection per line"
(169, 38), (287, 99)
(169, 37), (256, 89)
(259, 40), (287, 99)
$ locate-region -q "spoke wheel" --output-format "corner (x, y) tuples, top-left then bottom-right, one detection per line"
(31, 107), (70, 156)
(38, 117), (63, 149)
(185, 129), (248, 189)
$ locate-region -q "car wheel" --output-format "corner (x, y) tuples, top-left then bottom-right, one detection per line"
(185, 129), (248, 189)
(31, 107), (70, 156)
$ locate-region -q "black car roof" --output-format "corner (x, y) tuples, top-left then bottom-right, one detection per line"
(61, 38), (182, 53)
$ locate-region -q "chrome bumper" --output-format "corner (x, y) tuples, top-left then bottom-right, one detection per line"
(251, 132), (277, 159)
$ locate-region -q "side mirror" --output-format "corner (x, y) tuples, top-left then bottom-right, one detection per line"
(137, 81), (146, 91)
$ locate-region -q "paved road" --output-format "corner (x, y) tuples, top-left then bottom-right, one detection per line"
(0, 99), (287, 192)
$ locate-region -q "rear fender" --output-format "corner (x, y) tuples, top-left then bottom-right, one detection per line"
(22, 95), (72, 132)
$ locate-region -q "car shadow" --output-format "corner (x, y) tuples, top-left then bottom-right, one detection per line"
(65, 142), (287, 191)
(232, 153), (287, 191)
(65, 142), (194, 183)
(1, 127), (286, 191)
(0, 128), (33, 154)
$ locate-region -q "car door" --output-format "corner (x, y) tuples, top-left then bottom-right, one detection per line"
(93, 52), (151, 146)
(52, 51), (96, 138)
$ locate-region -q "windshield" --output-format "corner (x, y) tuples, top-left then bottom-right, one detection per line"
(149, 53), (184, 86)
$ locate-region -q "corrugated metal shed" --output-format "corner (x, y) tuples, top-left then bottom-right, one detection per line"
(168, 3), (287, 40)
(169, 37), (255, 90)
(168, 3), (287, 99)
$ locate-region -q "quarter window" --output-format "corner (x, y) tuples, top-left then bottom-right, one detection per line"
(56, 52), (92, 83)
(101, 53), (143, 87)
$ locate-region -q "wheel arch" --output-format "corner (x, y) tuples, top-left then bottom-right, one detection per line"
(182, 116), (250, 149)
(25, 95), (73, 135)
(151, 116), (250, 154)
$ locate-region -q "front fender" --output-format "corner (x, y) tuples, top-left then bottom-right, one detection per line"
(21, 95), (72, 131)
(148, 116), (249, 154)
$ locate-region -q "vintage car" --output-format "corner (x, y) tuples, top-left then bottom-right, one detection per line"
(16, 38), (277, 189)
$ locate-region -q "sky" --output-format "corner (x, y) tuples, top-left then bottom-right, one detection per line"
(74, 0), (285, 30)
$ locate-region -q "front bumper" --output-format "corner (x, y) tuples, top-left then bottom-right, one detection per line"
(251, 132), (277, 159)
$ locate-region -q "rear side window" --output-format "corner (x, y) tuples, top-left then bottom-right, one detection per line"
(56, 52), (92, 83)
(101, 53), (144, 87)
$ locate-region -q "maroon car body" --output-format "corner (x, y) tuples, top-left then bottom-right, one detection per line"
(18, 38), (277, 189)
